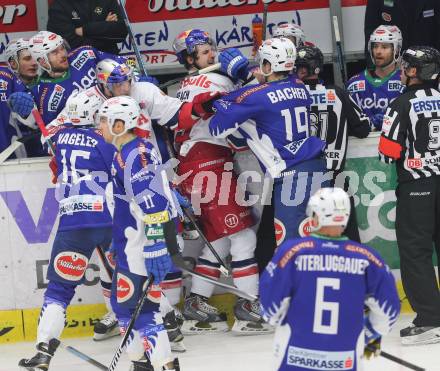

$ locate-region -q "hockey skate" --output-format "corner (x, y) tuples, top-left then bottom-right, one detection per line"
(18, 339), (60, 370)
(400, 324), (440, 345)
(130, 357), (180, 371)
(181, 294), (229, 334)
(231, 298), (273, 335)
(93, 311), (119, 341)
(163, 310), (186, 352)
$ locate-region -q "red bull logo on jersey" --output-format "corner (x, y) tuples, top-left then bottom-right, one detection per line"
(287, 345), (354, 370)
(48, 84), (65, 112)
(54, 251), (88, 281)
(117, 273), (135, 302)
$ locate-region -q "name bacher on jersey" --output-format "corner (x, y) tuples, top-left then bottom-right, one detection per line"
(209, 79), (324, 179)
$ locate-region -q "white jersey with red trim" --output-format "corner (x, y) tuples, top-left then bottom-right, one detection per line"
(175, 71), (239, 156)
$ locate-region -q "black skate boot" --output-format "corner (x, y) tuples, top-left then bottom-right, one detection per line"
(163, 358), (180, 370)
(93, 311), (119, 341)
(232, 298), (273, 335)
(163, 310), (186, 352)
(18, 338), (60, 370)
(181, 293), (228, 334)
(131, 359), (154, 371)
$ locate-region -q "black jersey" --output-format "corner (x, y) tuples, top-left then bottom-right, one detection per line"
(305, 80), (371, 171)
(379, 82), (440, 183)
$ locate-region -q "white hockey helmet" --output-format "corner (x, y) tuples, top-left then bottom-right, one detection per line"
(258, 37), (296, 76)
(306, 187), (351, 231)
(368, 25), (403, 64)
(66, 89), (104, 126)
(273, 23), (306, 48)
(97, 95), (140, 137)
(5, 38), (31, 72)
(28, 31), (65, 73)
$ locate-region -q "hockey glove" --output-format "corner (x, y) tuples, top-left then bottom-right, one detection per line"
(143, 241), (172, 284)
(364, 316), (382, 359)
(8, 92), (34, 117)
(191, 91), (223, 119)
(219, 48), (250, 81)
(137, 75), (159, 86)
(172, 188), (192, 210)
(370, 113), (384, 131)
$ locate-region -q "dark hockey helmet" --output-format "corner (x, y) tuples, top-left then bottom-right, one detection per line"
(295, 45), (324, 76)
(401, 46), (440, 81)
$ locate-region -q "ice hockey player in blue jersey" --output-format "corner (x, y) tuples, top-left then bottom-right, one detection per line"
(0, 38), (39, 157)
(97, 96), (180, 371)
(18, 89), (116, 370)
(346, 25), (404, 130)
(210, 37), (327, 246)
(260, 187), (400, 371)
(9, 30), (125, 137)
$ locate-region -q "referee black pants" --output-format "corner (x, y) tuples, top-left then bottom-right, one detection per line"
(396, 176), (440, 327)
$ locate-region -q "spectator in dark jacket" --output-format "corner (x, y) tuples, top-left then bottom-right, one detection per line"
(47, 0), (128, 54)
(364, 0), (440, 63)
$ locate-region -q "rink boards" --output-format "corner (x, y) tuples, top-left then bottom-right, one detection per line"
(0, 134), (414, 343)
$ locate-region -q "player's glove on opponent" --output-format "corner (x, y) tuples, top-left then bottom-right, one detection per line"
(137, 75), (159, 86)
(370, 113), (384, 131)
(8, 92), (34, 117)
(143, 240), (172, 284)
(219, 48), (250, 81)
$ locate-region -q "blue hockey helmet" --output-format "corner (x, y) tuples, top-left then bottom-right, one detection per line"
(172, 29), (215, 64)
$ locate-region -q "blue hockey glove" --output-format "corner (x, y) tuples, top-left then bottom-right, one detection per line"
(8, 92), (34, 117)
(370, 113), (384, 131)
(364, 315), (382, 359)
(143, 241), (172, 284)
(137, 75), (159, 86)
(172, 188), (192, 210)
(219, 48), (250, 81)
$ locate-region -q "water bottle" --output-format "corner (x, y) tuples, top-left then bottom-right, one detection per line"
(252, 14), (263, 57)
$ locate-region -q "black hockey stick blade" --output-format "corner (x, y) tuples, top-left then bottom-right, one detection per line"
(62, 344), (107, 371)
(181, 207), (230, 277)
(171, 254), (257, 301)
(379, 350), (425, 371)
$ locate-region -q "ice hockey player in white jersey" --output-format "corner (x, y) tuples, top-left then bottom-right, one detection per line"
(260, 187), (401, 371)
(172, 28), (268, 335)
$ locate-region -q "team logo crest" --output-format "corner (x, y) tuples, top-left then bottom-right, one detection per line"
(117, 273), (135, 303)
(298, 217), (313, 237)
(54, 251), (88, 281)
(224, 213), (239, 228)
(274, 218), (286, 246)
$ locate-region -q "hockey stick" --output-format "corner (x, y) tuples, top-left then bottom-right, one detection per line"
(62, 344), (107, 371)
(159, 134), (231, 275)
(31, 108), (56, 153)
(365, 346), (425, 371)
(159, 62), (221, 90)
(115, 0), (148, 76)
(332, 15), (347, 84)
(95, 244), (114, 281)
(262, 2), (269, 41)
(107, 274), (154, 371)
(0, 132), (39, 165)
(181, 206), (230, 277)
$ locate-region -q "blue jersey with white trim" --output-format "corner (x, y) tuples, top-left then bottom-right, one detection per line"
(50, 124), (115, 231)
(111, 137), (176, 274)
(209, 78), (325, 178)
(346, 69), (403, 121)
(260, 235), (400, 371)
(31, 46), (124, 125)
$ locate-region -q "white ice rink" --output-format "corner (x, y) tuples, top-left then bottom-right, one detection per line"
(1, 315), (437, 371)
